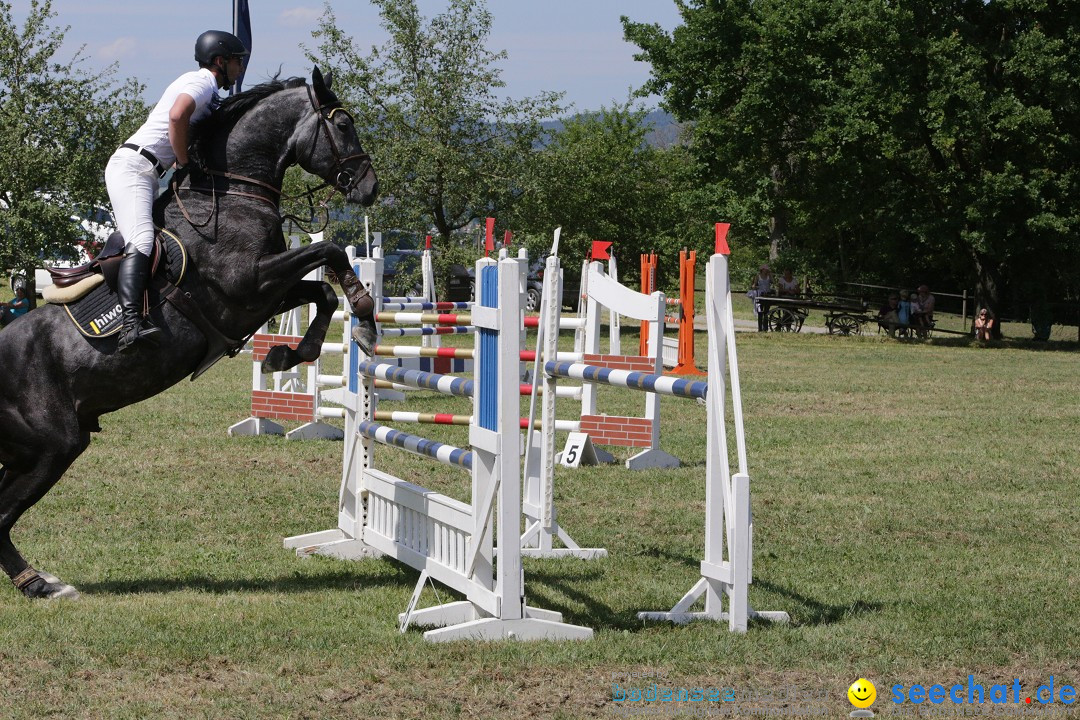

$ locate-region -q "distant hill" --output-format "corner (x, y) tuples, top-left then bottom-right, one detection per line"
(640, 109), (686, 148)
(540, 109), (686, 148)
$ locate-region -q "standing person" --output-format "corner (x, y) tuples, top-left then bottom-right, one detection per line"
(898, 289), (912, 328)
(0, 286), (30, 327)
(104, 30), (249, 352)
(747, 264), (773, 331)
(974, 308), (996, 340)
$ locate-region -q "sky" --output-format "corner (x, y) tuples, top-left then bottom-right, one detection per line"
(19, 0), (684, 115)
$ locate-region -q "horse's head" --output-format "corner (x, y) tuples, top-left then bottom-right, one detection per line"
(297, 67), (379, 206)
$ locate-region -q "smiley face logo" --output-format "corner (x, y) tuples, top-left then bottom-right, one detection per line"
(848, 678), (877, 709)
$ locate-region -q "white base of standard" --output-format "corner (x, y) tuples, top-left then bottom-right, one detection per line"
(282, 529), (383, 559)
(400, 601), (594, 642)
(285, 421), (345, 441)
(227, 417), (285, 437)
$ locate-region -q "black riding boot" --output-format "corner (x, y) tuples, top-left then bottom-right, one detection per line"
(116, 244), (162, 353)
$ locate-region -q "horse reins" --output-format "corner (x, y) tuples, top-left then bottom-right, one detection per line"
(173, 84), (373, 231)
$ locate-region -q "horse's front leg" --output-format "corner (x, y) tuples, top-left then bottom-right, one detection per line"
(256, 243), (376, 354)
(262, 280), (338, 373)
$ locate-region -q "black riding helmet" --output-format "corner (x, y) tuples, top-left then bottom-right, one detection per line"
(194, 30), (249, 67)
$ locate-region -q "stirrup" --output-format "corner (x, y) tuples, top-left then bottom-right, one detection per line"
(118, 319), (162, 353)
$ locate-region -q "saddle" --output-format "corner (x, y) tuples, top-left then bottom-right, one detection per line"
(48, 229), (245, 380)
(44, 231), (170, 303)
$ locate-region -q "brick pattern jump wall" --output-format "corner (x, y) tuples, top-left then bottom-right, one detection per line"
(580, 415), (654, 447)
(251, 333), (305, 363)
(251, 390), (315, 422)
(250, 333), (314, 421)
(578, 353), (656, 447)
(387, 356), (471, 375)
(582, 354), (655, 373)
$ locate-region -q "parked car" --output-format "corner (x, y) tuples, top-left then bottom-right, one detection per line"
(8, 204), (114, 295)
(438, 257), (581, 308)
(526, 256), (582, 312)
(382, 249), (425, 297)
(445, 263), (475, 302)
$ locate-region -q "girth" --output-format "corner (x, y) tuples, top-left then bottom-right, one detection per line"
(151, 274), (247, 380)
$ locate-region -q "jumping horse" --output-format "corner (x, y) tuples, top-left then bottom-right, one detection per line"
(0, 67), (379, 599)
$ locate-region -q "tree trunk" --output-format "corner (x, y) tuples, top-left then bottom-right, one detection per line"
(768, 214), (784, 261)
(768, 164), (786, 262)
(837, 229), (849, 285)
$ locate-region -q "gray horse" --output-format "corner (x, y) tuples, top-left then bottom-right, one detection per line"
(0, 67), (378, 599)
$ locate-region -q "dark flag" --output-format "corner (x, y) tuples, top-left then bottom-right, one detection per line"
(232, 0), (252, 95)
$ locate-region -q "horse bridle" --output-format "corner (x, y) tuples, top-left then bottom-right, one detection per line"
(173, 85), (373, 230)
(305, 85), (373, 196)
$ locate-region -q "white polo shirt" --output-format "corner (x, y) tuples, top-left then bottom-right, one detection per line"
(124, 68), (220, 167)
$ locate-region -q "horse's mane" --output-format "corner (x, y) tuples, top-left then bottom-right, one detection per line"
(189, 74), (313, 162)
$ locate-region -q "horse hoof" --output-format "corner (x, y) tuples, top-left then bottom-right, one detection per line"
(19, 571), (81, 600)
(262, 344), (294, 373)
(351, 319), (376, 356)
(48, 584), (81, 600)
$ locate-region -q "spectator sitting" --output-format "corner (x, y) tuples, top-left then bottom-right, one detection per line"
(974, 307), (995, 341)
(877, 293), (901, 337)
(911, 284), (935, 333)
(1, 286), (30, 327)
(777, 269), (800, 298)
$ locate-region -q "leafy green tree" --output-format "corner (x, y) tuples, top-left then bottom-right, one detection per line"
(0, 0), (144, 301)
(509, 104), (696, 290)
(309, 0), (564, 253)
(625, 0), (1080, 320)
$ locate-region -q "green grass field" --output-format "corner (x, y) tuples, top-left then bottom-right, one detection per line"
(0, 293), (1078, 718)
(2, 313), (1080, 716)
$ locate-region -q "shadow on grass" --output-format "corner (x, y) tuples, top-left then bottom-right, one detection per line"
(638, 545), (699, 569)
(751, 579), (883, 627)
(521, 568), (885, 632)
(79, 562), (413, 596)
(79, 562), (883, 634)
(523, 564), (639, 631)
(910, 336), (1080, 352)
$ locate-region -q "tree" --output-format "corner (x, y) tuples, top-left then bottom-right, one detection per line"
(624, 0), (1080, 320)
(508, 104), (696, 289)
(0, 0), (145, 301)
(309, 0), (564, 250)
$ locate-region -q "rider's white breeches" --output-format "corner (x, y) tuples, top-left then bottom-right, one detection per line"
(105, 149), (160, 257)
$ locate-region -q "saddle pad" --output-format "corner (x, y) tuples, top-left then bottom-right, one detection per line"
(62, 229), (188, 338)
(43, 274), (104, 304)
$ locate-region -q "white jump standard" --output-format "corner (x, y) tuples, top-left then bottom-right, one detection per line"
(520, 251), (678, 560)
(635, 250), (789, 632)
(528, 248), (788, 632)
(285, 256), (592, 642)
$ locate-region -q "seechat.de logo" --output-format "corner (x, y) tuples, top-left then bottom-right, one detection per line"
(848, 678), (877, 717)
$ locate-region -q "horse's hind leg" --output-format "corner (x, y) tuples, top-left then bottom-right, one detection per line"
(0, 428), (91, 599)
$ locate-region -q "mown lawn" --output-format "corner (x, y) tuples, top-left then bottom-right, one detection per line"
(0, 305), (1077, 718)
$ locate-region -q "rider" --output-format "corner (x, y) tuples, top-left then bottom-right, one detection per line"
(105, 30), (249, 353)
